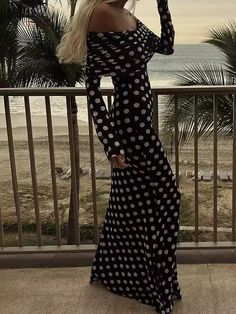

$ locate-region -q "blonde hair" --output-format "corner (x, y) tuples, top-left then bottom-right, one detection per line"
(56, 0), (138, 65)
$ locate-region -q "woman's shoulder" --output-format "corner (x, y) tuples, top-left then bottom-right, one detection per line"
(92, 3), (114, 16)
(87, 3), (116, 33)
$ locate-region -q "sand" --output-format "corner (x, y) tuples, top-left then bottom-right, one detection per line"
(0, 114), (234, 243)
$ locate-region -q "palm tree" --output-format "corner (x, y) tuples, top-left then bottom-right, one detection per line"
(160, 20), (236, 147)
(0, 15), (17, 87)
(0, 0), (46, 87)
(0, 0), (85, 244)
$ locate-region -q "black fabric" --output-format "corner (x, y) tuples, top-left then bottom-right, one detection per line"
(85, 1), (181, 313)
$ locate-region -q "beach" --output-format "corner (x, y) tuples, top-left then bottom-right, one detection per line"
(0, 112), (92, 223)
(0, 112), (234, 245)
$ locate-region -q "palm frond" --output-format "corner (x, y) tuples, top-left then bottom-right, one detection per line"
(160, 61), (235, 146)
(0, 0), (48, 86)
(0, 0), (46, 23)
(15, 8), (85, 87)
(53, 0), (78, 17)
(203, 20), (236, 76)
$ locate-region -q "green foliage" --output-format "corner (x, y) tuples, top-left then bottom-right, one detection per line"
(204, 20), (236, 76)
(161, 20), (236, 146)
(0, 0), (85, 88)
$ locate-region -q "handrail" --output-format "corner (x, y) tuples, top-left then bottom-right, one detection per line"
(0, 85), (236, 96)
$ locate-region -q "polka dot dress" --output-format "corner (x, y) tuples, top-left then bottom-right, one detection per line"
(85, 1), (181, 313)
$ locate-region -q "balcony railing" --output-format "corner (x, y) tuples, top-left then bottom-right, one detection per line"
(0, 86), (236, 264)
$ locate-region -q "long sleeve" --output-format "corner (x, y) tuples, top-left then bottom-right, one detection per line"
(85, 75), (125, 161)
(149, 0), (175, 55)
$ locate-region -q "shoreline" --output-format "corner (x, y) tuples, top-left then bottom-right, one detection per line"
(0, 113), (91, 140)
(0, 125), (90, 141)
(0, 113), (88, 128)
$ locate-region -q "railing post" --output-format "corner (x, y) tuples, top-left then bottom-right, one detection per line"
(0, 200), (5, 248)
(24, 96), (42, 246)
(232, 93), (236, 242)
(108, 95), (113, 174)
(213, 94), (218, 242)
(87, 95), (99, 245)
(45, 96), (61, 246)
(152, 90), (159, 138)
(4, 96), (23, 247)
(66, 96), (80, 245)
(194, 94), (199, 243)
(174, 95), (180, 188)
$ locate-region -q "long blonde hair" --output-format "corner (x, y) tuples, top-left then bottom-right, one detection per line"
(56, 0), (138, 65)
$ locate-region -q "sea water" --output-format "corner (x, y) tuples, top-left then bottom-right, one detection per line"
(0, 43), (226, 127)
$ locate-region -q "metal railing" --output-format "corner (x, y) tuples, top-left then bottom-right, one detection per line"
(0, 85), (236, 255)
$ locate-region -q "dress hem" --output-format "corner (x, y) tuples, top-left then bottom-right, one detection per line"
(89, 274), (182, 314)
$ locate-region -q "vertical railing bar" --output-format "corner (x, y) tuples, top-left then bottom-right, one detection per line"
(107, 95), (113, 174)
(232, 93), (236, 241)
(66, 95), (80, 245)
(87, 95), (99, 245)
(24, 96), (42, 246)
(74, 96), (81, 245)
(45, 96), (61, 246)
(4, 95), (23, 247)
(153, 91), (159, 138)
(174, 95), (179, 188)
(157, 93), (159, 138)
(0, 204), (5, 247)
(194, 94), (199, 243)
(213, 94), (218, 242)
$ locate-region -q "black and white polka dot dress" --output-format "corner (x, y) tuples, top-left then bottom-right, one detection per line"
(85, 1), (182, 313)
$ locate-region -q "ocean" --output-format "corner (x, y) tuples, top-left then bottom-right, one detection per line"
(0, 43), (226, 127)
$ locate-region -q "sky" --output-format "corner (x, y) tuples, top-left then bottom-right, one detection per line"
(134, 0), (236, 44)
(50, 0), (236, 44)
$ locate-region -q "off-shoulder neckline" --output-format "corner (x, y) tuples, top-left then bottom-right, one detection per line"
(87, 19), (141, 37)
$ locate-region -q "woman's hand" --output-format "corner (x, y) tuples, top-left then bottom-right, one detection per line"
(109, 154), (129, 169)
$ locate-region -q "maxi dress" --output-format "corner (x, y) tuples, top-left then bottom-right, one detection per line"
(84, 1), (182, 313)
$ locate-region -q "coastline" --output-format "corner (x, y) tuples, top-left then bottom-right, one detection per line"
(0, 113), (90, 141)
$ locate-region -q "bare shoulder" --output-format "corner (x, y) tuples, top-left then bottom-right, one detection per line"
(87, 3), (116, 32)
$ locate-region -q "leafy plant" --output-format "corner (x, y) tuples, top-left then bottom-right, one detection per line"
(161, 20), (236, 146)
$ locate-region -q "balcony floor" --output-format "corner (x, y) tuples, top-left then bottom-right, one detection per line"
(0, 264), (235, 313)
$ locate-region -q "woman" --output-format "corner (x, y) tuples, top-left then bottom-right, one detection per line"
(56, 1), (182, 313)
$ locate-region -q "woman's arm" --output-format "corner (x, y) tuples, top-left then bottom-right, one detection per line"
(85, 75), (125, 161)
(150, 0), (175, 55)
